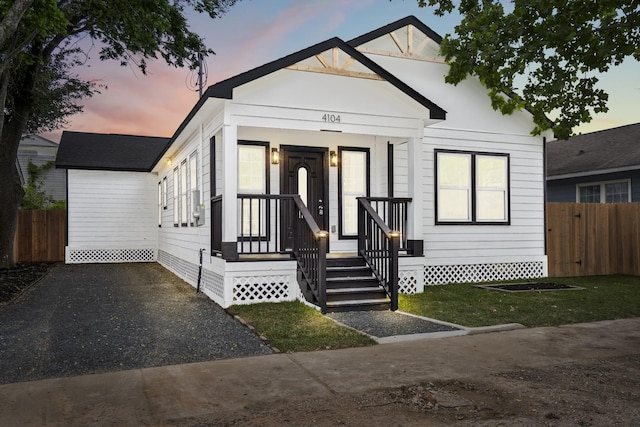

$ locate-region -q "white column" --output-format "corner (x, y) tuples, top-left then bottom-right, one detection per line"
(221, 123), (238, 244)
(406, 136), (423, 242)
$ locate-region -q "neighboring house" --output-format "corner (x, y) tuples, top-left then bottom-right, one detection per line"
(547, 123), (640, 203)
(56, 16), (550, 312)
(17, 135), (66, 202)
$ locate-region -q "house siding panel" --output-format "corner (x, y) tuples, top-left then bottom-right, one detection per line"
(66, 169), (157, 262)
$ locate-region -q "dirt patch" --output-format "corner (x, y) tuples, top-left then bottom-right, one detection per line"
(173, 354), (640, 426)
(0, 263), (52, 305)
(476, 282), (582, 292)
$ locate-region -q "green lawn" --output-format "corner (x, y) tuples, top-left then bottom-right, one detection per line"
(227, 301), (376, 353)
(229, 276), (640, 353)
(400, 275), (640, 327)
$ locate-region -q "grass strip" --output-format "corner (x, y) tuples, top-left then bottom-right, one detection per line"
(228, 301), (376, 352)
(400, 275), (640, 328)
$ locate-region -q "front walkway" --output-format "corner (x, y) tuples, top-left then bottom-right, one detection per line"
(0, 263), (272, 385)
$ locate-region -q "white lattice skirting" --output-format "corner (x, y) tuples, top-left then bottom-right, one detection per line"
(424, 261), (545, 285)
(399, 270), (420, 295)
(157, 250), (225, 300)
(232, 276), (290, 304)
(66, 248), (156, 264)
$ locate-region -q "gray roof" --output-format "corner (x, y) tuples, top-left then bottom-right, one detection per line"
(547, 123), (640, 178)
(56, 131), (170, 172)
(20, 134), (58, 148)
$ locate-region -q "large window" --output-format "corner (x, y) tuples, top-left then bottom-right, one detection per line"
(339, 147), (370, 237)
(577, 180), (630, 203)
(238, 141), (269, 236)
(435, 150), (509, 224)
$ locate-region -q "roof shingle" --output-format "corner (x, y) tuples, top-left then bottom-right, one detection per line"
(547, 123), (640, 177)
(56, 131), (170, 172)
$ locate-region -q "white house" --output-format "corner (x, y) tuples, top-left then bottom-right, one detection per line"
(56, 16), (549, 312)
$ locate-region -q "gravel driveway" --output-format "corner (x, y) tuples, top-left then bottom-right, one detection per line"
(0, 263), (272, 385)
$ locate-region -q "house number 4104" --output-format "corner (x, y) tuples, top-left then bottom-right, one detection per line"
(322, 113), (341, 123)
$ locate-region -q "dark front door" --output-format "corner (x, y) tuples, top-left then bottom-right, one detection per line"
(280, 146), (328, 250)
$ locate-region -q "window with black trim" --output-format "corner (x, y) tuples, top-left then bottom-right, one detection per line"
(435, 150), (509, 224)
(237, 141), (270, 237)
(338, 147), (370, 237)
(158, 182), (162, 227)
(173, 167), (179, 226)
(189, 151), (198, 226)
(162, 177), (167, 209)
(180, 160), (188, 226)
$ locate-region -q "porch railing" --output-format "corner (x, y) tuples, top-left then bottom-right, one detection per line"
(357, 197), (400, 311)
(235, 194), (328, 312)
(291, 195), (328, 313)
(366, 197), (411, 251)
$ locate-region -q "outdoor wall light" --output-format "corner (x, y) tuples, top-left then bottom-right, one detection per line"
(330, 150), (338, 167)
(166, 158), (172, 166)
(271, 147), (280, 165)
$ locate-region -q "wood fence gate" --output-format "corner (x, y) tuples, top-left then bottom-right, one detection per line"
(547, 203), (640, 277)
(12, 210), (66, 263)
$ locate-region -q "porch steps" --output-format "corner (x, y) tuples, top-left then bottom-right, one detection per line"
(324, 256), (390, 312)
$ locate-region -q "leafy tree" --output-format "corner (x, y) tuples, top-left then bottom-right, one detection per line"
(0, 0), (238, 269)
(418, 0), (640, 139)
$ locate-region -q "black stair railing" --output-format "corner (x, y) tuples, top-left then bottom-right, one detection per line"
(365, 197), (411, 251)
(357, 197), (400, 311)
(234, 194), (328, 312)
(291, 195), (328, 313)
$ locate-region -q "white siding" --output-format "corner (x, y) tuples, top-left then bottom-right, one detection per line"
(67, 169), (158, 250)
(420, 124), (546, 263)
(157, 130), (212, 279)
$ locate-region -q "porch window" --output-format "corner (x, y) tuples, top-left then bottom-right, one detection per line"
(339, 147), (370, 237)
(577, 180), (630, 203)
(173, 167), (179, 226)
(238, 142), (269, 236)
(435, 150), (509, 224)
(189, 151), (198, 226)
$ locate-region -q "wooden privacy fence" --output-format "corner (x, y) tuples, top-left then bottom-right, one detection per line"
(13, 210), (66, 263)
(547, 203), (640, 277)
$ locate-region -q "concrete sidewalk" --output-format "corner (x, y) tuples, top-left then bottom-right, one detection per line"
(2, 317), (639, 426)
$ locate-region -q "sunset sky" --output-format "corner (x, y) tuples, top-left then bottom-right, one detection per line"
(43, 0), (639, 142)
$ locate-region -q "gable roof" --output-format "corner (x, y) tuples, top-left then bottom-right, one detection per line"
(57, 131), (170, 172)
(348, 15), (443, 47)
(154, 27), (449, 167)
(204, 36), (446, 119)
(547, 123), (640, 179)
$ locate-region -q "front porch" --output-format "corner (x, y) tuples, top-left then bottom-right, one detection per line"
(210, 192), (419, 313)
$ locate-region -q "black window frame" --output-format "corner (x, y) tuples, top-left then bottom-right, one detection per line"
(237, 140), (271, 240)
(434, 149), (511, 225)
(338, 146), (371, 239)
